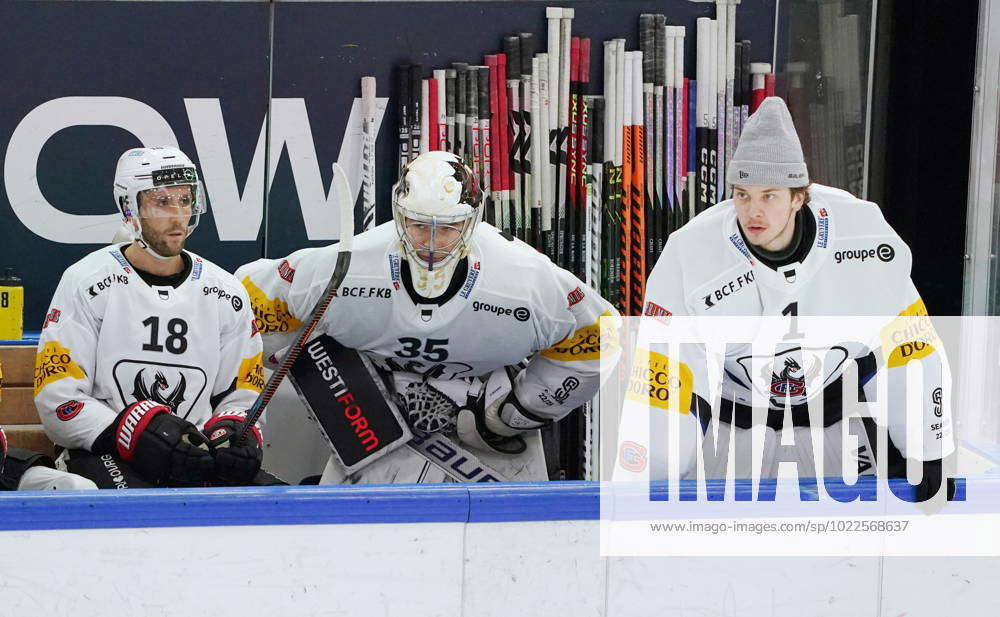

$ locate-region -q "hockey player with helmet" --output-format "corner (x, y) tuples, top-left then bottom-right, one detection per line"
(622, 98), (954, 501)
(237, 151), (620, 483)
(34, 146), (280, 488)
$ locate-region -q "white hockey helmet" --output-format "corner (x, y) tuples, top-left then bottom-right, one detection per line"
(391, 151), (484, 273)
(113, 146), (206, 257)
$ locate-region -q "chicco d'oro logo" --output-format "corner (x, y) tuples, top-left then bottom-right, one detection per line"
(834, 243), (896, 264)
(472, 301), (530, 322)
(232, 296), (244, 312)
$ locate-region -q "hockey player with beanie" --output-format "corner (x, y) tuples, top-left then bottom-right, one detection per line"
(626, 98), (954, 501)
(34, 147), (280, 488)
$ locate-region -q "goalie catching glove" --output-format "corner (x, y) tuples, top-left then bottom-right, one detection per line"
(204, 410), (264, 486)
(93, 400), (215, 486)
(456, 366), (547, 455)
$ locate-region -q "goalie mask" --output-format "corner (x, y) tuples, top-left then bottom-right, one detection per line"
(113, 146), (207, 260)
(391, 151), (484, 297)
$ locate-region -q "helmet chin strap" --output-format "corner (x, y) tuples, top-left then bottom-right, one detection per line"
(130, 218), (174, 261)
(402, 244), (464, 298)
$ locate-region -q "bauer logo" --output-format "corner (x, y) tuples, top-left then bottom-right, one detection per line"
(739, 170), (749, 180)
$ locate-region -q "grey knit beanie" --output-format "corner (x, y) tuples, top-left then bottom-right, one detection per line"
(727, 97), (809, 187)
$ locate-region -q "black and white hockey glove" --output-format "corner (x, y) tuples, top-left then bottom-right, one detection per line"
(456, 367), (547, 455)
(0, 427), (7, 475)
(204, 410), (263, 486)
(95, 400), (215, 486)
(914, 459), (957, 502)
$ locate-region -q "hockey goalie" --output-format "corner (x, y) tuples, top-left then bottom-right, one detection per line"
(236, 151), (621, 483)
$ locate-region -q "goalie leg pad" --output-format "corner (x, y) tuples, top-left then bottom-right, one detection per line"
(289, 335), (412, 474)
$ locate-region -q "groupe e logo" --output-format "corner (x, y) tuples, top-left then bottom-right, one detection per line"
(833, 243), (895, 265)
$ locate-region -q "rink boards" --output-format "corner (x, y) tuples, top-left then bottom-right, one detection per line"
(1, 481), (999, 617)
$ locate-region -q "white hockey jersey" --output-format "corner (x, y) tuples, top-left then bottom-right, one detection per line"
(628, 184), (952, 475)
(34, 246), (264, 450)
(236, 222), (620, 424)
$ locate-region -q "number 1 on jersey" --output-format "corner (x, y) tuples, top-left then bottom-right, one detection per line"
(782, 302), (804, 340)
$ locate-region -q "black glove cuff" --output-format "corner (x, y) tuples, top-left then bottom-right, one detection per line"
(0, 447), (55, 491)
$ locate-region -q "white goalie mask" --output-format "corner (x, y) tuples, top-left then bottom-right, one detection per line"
(392, 151), (484, 297)
(113, 146), (207, 260)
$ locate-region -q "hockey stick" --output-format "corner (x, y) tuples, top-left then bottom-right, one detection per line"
(397, 64), (411, 174)
(410, 64), (423, 161)
(530, 54), (543, 250)
(620, 47), (632, 314)
(426, 78), (438, 151)
(519, 33), (536, 245)
(435, 69), (448, 151)
(445, 69), (456, 154)
(237, 163), (355, 443)
(361, 76), (377, 231)
(504, 36), (522, 239)
(629, 50), (645, 315)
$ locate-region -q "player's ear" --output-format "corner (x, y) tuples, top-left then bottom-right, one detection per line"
(789, 187), (806, 211)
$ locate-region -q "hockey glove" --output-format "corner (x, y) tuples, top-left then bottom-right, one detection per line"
(914, 458), (957, 502)
(204, 410), (263, 486)
(0, 427), (7, 476)
(456, 367), (546, 455)
(96, 400), (215, 486)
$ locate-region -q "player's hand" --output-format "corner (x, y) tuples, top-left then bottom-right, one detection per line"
(914, 458), (956, 502)
(110, 400), (214, 486)
(204, 410), (263, 486)
(456, 367), (543, 455)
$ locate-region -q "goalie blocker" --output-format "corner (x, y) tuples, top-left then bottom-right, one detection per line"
(289, 334), (412, 474)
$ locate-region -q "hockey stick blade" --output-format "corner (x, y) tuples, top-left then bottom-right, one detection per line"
(236, 162), (355, 443)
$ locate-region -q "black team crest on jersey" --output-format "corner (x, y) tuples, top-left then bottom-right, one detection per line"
(733, 346), (850, 406)
(113, 360), (207, 420)
(132, 369), (187, 413)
